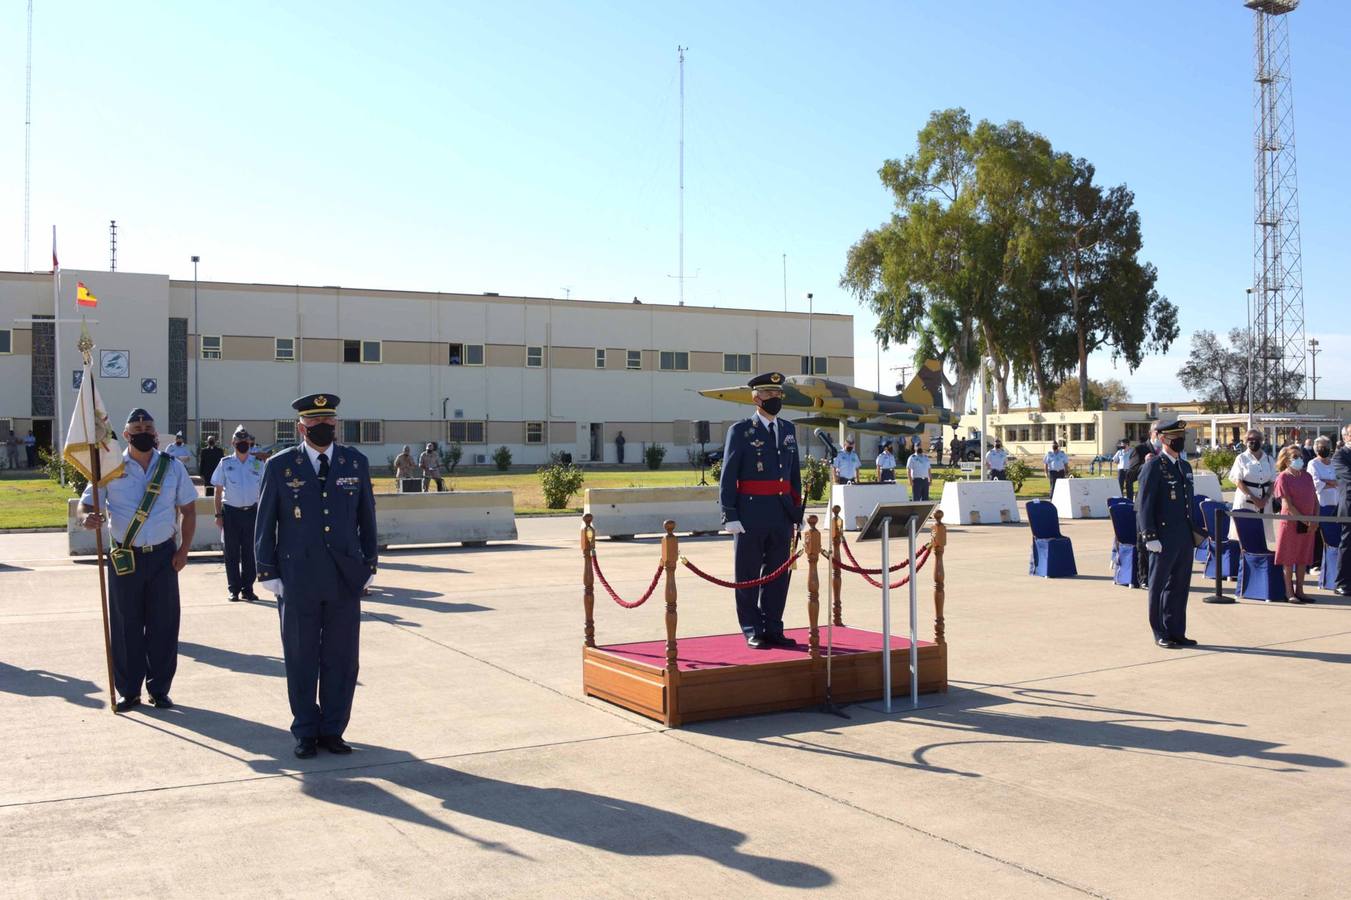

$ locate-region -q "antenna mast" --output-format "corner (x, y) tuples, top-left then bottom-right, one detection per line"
(109, 220), (117, 271)
(677, 45), (686, 306)
(24, 0), (33, 271)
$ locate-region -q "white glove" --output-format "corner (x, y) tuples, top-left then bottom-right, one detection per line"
(363, 574), (374, 591)
(1145, 540), (1163, 553)
(259, 578), (284, 598)
(725, 520), (746, 535)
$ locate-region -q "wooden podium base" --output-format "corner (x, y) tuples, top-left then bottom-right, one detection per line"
(583, 626), (947, 726)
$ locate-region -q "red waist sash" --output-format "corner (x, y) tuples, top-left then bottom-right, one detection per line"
(737, 479), (801, 507)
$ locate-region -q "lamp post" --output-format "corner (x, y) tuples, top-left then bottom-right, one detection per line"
(1308, 337), (1320, 401)
(192, 256), (200, 443)
(1245, 287), (1253, 433)
(805, 292), (814, 374)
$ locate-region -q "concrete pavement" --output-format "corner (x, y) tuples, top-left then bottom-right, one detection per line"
(1, 513), (1347, 897)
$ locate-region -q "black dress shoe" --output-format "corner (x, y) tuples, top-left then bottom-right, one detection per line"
(114, 696), (141, 713)
(1173, 637), (1198, 647)
(294, 739), (318, 759)
(765, 634), (797, 648)
(148, 694), (174, 708)
(1335, 587), (1351, 597)
(746, 635), (768, 649)
(1156, 638), (1181, 649)
(228, 592), (242, 602)
(242, 592), (260, 602)
(318, 735), (352, 754)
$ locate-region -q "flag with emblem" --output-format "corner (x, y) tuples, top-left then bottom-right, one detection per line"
(76, 281), (98, 308)
(63, 357), (125, 487)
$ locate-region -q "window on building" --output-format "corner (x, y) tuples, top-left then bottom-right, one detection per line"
(1086, 422), (1097, 441)
(465, 344), (483, 365)
(595, 349), (606, 369)
(0, 417), (10, 437)
(1071, 423), (1082, 442)
(448, 343), (464, 365)
(200, 419), (222, 445)
(723, 353), (751, 373)
(800, 355), (828, 375)
(275, 419), (297, 444)
(0, 329), (11, 354)
(448, 420), (485, 444)
(626, 350), (642, 370)
(342, 419), (383, 444)
(527, 346), (543, 368)
(659, 351), (689, 371)
(343, 340), (361, 363)
(201, 335), (222, 359)
(1020, 426), (1031, 442)
(362, 341), (381, 363)
(275, 338), (295, 361)
(526, 422), (545, 444)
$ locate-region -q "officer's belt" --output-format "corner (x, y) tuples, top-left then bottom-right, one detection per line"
(737, 479), (802, 507)
(223, 503), (257, 511)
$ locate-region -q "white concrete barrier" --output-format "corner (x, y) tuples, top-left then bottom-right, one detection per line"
(1051, 477), (1119, 519)
(1191, 472), (1223, 500)
(830, 482), (910, 531)
(939, 480), (1021, 525)
(584, 486), (722, 538)
(69, 490), (518, 555)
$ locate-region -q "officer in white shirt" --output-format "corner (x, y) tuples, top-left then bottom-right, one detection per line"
(212, 425), (266, 602)
(164, 430), (195, 469)
(1228, 428), (1277, 542)
(875, 442), (897, 484)
(1044, 442), (1069, 494)
(985, 440), (1008, 480)
(832, 440), (861, 484)
(1112, 441), (1134, 500)
(906, 444), (932, 500)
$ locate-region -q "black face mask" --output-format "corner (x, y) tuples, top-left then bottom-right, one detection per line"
(305, 423), (336, 448)
(234, 441), (251, 454)
(127, 433), (156, 452)
(1318, 447), (1331, 458)
(1167, 436), (1186, 453)
(1247, 440), (1262, 451)
(758, 397), (783, 416)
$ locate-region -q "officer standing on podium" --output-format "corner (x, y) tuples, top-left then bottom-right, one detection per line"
(255, 393), (377, 758)
(719, 372), (804, 649)
(1136, 419), (1200, 649)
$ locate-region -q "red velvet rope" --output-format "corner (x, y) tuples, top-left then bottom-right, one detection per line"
(839, 531), (912, 573)
(833, 543), (932, 590)
(590, 551), (664, 609)
(681, 551), (802, 590)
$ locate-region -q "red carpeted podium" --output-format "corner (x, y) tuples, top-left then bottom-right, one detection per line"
(580, 510), (950, 727)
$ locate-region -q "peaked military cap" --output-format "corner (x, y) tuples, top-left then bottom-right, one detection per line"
(747, 372), (785, 389)
(232, 424), (251, 439)
(293, 392), (340, 417)
(125, 408), (154, 424)
(1156, 419), (1186, 435)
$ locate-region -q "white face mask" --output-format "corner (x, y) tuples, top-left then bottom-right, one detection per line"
(1289, 458), (1305, 472)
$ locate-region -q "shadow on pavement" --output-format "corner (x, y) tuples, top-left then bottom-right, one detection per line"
(361, 587), (493, 616)
(135, 705), (832, 888)
(179, 641), (287, 678)
(0, 662), (104, 709)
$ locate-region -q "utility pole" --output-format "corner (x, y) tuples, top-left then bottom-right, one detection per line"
(1308, 336), (1320, 400)
(781, 254), (787, 312)
(109, 220), (117, 271)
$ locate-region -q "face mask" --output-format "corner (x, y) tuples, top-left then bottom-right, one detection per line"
(758, 397), (783, 416)
(1167, 436), (1185, 454)
(128, 433), (156, 452)
(1318, 448), (1331, 458)
(304, 422), (336, 447)
(234, 441), (251, 454)
(175, 439), (184, 445)
(1289, 458), (1305, 471)
(1247, 440), (1261, 451)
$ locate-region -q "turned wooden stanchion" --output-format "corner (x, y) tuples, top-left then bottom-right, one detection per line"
(805, 514), (821, 659)
(661, 519), (681, 726)
(581, 513), (596, 649)
(932, 509), (947, 647)
(830, 505), (844, 626)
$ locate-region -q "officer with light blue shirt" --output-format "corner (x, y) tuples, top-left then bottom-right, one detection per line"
(1043, 442), (1069, 495)
(212, 424), (265, 602)
(78, 408), (198, 712)
(832, 440), (861, 484)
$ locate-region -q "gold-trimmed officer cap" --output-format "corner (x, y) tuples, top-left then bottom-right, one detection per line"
(1156, 419), (1186, 435)
(292, 392), (340, 417)
(747, 372), (785, 389)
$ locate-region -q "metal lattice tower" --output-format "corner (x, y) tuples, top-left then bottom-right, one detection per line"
(1247, 0), (1305, 411)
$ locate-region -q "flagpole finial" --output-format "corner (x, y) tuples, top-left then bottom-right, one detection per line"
(77, 319), (94, 365)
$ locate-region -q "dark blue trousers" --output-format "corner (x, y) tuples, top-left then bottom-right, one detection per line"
(1147, 541), (1192, 640)
(911, 478), (930, 501)
(1337, 498), (1351, 592)
(278, 555), (361, 740)
(107, 541), (180, 700)
(733, 524), (793, 639)
(221, 505), (257, 595)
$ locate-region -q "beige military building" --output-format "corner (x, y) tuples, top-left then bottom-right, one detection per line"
(0, 269), (853, 467)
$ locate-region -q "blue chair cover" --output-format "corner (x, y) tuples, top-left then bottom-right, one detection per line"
(1026, 500), (1077, 578)
(1108, 502), (1138, 587)
(1107, 496), (1130, 509)
(1190, 495), (1209, 563)
(1200, 499), (1239, 580)
(1319, 506), (1341, 590)
(1234, 514), (1286, 601)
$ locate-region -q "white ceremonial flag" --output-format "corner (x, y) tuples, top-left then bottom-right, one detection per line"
(63, 361), (125, 487)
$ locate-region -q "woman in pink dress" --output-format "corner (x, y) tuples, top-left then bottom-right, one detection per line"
(1273, 445), (1318, 602)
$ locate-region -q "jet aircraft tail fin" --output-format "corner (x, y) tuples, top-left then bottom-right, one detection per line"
(900, 359), (946, 410)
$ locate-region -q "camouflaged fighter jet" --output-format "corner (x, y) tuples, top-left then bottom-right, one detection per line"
(698, 358), (958, 437)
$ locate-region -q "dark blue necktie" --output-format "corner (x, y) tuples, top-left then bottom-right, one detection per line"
(318, 451), (329, 488)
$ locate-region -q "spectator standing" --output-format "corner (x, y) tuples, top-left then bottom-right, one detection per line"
(393, 444), (417, 491)
(1310, 435), (1338, 571)
(948, 433), (962, 468)
(1273, 445), (1317, 603)
(1043, 441), (1069, 496)
(24, 430), (37, 468)
(1113, 440), (1134, 501)
(1228, 428), (1277, 544)
(198, 436), (224, 497)
(985, 439), (1008, 480)
(615, 431), (626, 464)
(419, 442), (445, 492)
(4, 430), (19, 469)
(906, 444), (932, 500)
(1332, 424), (1351, 597)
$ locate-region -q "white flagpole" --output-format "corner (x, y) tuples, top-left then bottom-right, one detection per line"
(53, 226), (65, 475)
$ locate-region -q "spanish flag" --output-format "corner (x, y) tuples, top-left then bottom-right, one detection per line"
(76, 282), (98, 308)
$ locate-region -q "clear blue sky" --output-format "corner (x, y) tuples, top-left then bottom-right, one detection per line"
(2, 1), (1348, 404)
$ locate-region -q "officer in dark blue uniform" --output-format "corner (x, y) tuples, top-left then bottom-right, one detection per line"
(719, 372), (804, 648)
(255, 393), (378, 758)
(1136, 419), (1201, 649)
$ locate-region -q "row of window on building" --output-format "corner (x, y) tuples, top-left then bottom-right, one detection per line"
(196, 418), (542, 447)
(1000, 422), (1099, 443)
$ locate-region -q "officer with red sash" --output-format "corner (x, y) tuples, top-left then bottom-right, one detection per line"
(719, 372), (804, 648)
